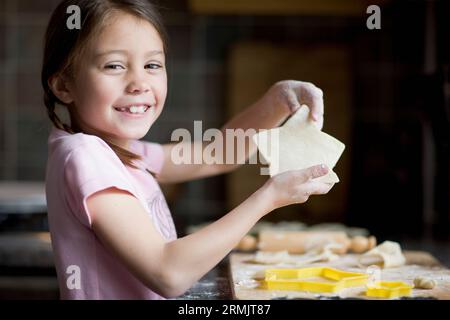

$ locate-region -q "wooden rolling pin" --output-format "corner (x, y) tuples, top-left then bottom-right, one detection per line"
(236, 231), (376, 254)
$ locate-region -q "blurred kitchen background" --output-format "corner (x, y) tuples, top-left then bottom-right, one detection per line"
(0, 0), (448, 298)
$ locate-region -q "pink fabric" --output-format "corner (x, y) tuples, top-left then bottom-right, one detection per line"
(45, 127), (177, 300)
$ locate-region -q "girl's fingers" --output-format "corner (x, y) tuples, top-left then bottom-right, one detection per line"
(299, 164), (329, 182)
(302, 181), (334, 197)
(285, 88), (301, 114)
(294, 82), (324, 121)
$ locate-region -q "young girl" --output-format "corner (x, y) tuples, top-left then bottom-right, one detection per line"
(42, 0), (333, 299)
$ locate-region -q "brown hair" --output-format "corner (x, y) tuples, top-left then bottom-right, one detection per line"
(41, 0), (168, 169)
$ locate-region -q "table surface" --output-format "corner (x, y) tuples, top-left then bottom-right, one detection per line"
(0, 231), (448, 299)
(176, 257), (233, 300)
(176, 239), (450, 300)
(229, 251), (450, 300)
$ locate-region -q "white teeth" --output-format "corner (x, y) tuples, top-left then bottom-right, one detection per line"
(116, 105), (150, 114)
(129, 105), (146, 113)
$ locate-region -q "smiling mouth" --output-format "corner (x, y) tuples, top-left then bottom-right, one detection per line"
(113, 104), (153, 114)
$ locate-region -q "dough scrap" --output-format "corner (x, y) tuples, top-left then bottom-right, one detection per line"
(248, 244), (340, 266)
(359, 241), (406, 268)
(252, 105), (345, 183)
(299, 243), (340, 264)
(249, 250), (294, 265)
(414, 276), (436, 289)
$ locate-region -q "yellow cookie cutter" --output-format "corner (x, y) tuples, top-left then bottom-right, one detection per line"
(366, 281), (413, 299)
(264, 267), (369, 293)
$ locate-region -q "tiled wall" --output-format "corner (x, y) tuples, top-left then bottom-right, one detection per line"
(1, 1), (59, 181)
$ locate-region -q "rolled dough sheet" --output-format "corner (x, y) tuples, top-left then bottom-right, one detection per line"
(253, 105), (345, 183)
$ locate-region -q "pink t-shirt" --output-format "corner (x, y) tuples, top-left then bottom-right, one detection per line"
(45, 127), (177, 300)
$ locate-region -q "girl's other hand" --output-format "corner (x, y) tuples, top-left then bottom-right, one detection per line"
(264, 80), (324, 130)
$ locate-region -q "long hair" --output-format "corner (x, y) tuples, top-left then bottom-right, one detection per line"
(41, 0), (168, 169)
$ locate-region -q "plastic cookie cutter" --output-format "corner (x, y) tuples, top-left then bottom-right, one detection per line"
(264, 267), (369, 293)
(366, 281), (413, 299)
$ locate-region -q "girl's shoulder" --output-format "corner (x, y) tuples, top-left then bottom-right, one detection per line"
(54, 131), (131, 183)
(48, 128), (128, 177)
(48, 127), (114, 159)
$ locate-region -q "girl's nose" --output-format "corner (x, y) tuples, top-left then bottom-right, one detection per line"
(125, 74), (151, 94)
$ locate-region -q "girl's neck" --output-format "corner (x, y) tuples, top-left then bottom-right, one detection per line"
(70, 119), (131, 151)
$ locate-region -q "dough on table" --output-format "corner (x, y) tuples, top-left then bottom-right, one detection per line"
(301, 243), (340, 264)
(359, 241), (406, 268)
(414, 276), (436, 289)
(248, 244), (339, 267)
(249, 250), (294, 265)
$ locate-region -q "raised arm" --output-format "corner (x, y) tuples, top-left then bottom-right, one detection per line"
(156, 80), (324, 184)
(88, 164), (332, 298)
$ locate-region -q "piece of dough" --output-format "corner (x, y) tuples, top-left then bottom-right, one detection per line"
(249, 244), (339, 269)
(252, 269), (266, 280)
(252, 105), (345, 183)
(299, 243), (340, 264)
(414, 276), (436, 289)
(249, 250), (294, 265)
(359, 241), (406, 268)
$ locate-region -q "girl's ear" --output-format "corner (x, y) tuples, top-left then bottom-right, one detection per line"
(48, 74), (74, 104)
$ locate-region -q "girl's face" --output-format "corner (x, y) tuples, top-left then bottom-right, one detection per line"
(67, 12), (167, 149)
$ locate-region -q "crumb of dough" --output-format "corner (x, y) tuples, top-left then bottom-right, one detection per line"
(414, 276), (436, 289)
(252, 269), (266, 280)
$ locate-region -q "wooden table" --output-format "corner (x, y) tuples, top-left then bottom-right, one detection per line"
(229, 251), (450, 300)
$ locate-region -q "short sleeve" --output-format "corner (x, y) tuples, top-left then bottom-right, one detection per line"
(131, 140), (165, 175)
(63, 142), (138, 228)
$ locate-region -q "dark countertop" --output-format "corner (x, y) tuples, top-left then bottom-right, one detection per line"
(176, 255), (232, 300)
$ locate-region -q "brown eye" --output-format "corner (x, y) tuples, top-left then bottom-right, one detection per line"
(145, 63), (162, 70)
(105, 64), (125, 70)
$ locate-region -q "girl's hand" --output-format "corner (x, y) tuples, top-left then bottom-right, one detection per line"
(264, 80), (324, 130)
(262, 164), (334, 211)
